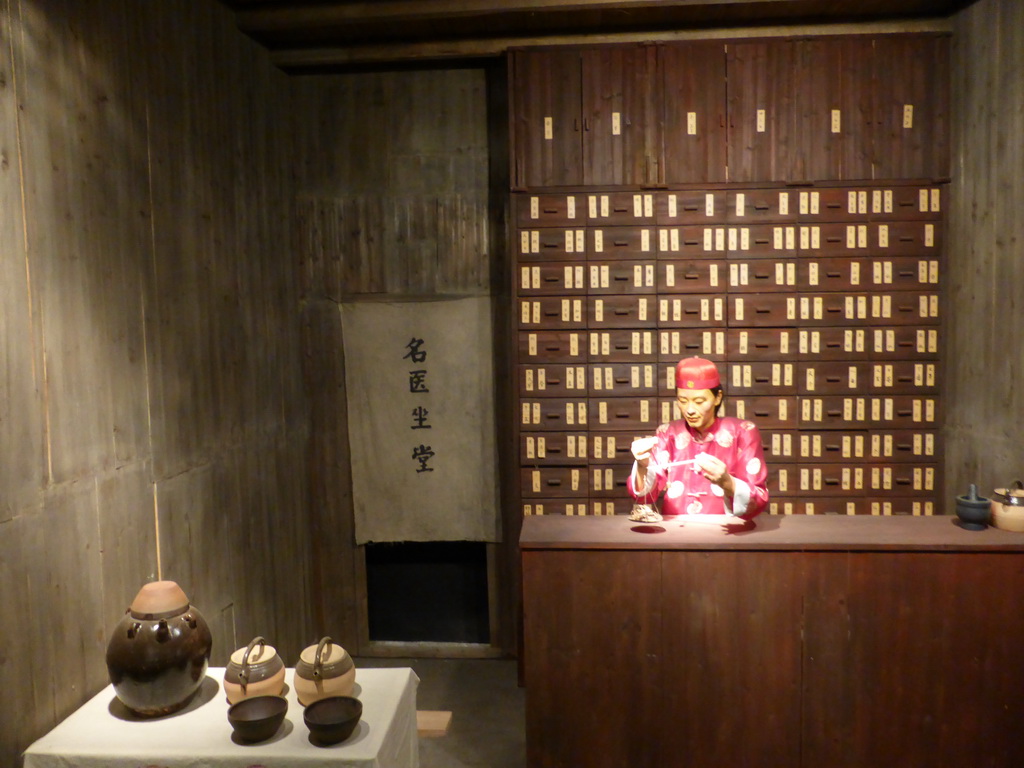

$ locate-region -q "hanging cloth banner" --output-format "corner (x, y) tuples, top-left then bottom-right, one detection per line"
(341, 298), (499, 544)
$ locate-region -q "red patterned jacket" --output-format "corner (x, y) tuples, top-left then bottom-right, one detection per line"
(628, 416), (769, 518)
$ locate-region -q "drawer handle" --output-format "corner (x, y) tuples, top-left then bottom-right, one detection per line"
(825, 478), (840, 486)
(898, 270), (915, 278)
(546, 479), (562, 487)
(613, 206), (630, 213)
(613, 310), (631, 316)
(613, 240), (629, 247)
(825, 236), (843, 243)
(753, 236), (770, 245)
(683, 272), (700, 280)
(754, 410), (771, 417)
(755, 308), (772, 314)
(752, 272), (770, 280)
(825, 342), (841, 348)
(896, 443), (912, 450)
(826, 271), (841, 278)
(825, 377), (842, 383)
(897, 410), (913, 417)
(754, 376), (769, 383)
(542, 242), (559, 249)
(895, 478), (912, 485)
(827, 410), (842, 417)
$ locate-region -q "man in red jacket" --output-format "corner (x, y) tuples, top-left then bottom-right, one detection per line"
(629, 357), (769, 519)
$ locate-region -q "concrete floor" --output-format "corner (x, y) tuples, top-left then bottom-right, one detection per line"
(356, 657), (525, 768)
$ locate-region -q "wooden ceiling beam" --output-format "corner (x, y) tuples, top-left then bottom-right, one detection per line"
(237, 0), (794, 32)
(268, 17), (951, 70)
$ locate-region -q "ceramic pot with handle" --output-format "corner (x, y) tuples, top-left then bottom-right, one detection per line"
(294, 636), (356, 706)
(991, 480), (1024, 532)
(223, 636), (286, 705)
(105, 581), (213, 716)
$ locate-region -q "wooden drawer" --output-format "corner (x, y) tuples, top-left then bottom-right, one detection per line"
(657, 295), (727, 328)
(726, 328), (799, 360)
(724, 188), (799, 223)
(519, 364), (589, 397)
(517, 227), (588, 262)
(867, 185), (944, 221)
(514, 193), (588, 227)
(725, 361), (798, 395)
(588, 362), (662, 396)
(873, 221), (943, 255)
(522, 498), (591, 517)
(799, 361), (939, 394)
(588, 464), (632, 498)
(795, 463), (940, 497)
(725, 259), (800, 292)
(726, 395), (799, 429)
(589, 397), (660, 430)
(800, 257), (941, 292)
(768, 497), (940, 516)
(588, 296), (657, 328)
(587, 261), (657, 294)
(778, 429), (941, 463)
(655, 259), (727, 293)
(793, 326), (940, 361)
(587, 497), (633, 516)
(518, 331), (587, 363)
(588, 226), (657, 259)
(520, 432), (591, 465)
(795, 223), (851, 255)
(729, 293), (941, 327)
(520, 398), (590, 430)
(520, 467), (588, 497)
(518, 297), (587, 330)
(769, 463), (800, 496)
(588, 329), (657, 362)
(518, 263), (587, 296)
(588, 430), (642, 464)
(585, 191), (657, 224)
(656, 190), (727, 224)
(798, 395), (940, 428)
(659, 329), (728, 362)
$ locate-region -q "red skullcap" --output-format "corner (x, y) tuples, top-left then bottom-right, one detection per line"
(675, 357), (720, 390)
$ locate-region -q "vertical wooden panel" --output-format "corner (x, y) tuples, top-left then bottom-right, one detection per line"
(803, 552), (1024, 766)
(946, 0), (1023, 503)
(582, 44), (658, 186)
(660, 551), (803, 768)
(512, 48), (582, 189)
(727, 39), (797, 182)
(873, 34), (950, 179)
(523, 549), (662, 768)
(661, 41), (728, 184)
(794, 36), (874, 181)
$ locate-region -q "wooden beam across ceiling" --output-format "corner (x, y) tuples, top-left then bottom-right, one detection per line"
(220, 0), (971, 71)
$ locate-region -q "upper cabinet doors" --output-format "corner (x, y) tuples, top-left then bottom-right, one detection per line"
(872, 34), (950, 180)
(661, 42), (728, 184)
(511, 34), (949, 189)
(511, 45), (660, 189)
(512, 48), (584, 189)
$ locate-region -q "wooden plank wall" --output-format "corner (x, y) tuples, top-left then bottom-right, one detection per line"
(0, 0), (311, 762)
(946, 0), (1024, 503)
(290, 68), (512, 652)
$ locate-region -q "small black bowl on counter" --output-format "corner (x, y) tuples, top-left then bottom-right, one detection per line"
(304, 695), (362, 745)
(227, 695), (288, 743)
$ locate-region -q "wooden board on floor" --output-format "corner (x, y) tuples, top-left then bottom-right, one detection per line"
(417, 710), (452, 737)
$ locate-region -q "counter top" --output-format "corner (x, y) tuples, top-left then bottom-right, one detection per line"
(520, 513), (1024, 552)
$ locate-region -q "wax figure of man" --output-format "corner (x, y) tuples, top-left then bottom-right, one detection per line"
(629, 357), (769, 519)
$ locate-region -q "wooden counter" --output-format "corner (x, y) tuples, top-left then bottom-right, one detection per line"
(521, 515), (1024, 768)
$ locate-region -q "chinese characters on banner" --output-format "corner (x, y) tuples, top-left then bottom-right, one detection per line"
(341, 298), (499, 544)
(405, 337), (435, 473)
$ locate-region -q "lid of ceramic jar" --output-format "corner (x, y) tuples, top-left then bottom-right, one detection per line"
(129, 581), (189, 617)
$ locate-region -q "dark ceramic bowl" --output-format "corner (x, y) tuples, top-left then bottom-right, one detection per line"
(228, 695), (288, 742)
(304, 695), (362, 745)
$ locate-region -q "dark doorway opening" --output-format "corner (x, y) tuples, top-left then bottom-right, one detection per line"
(365, 541), (490, 643)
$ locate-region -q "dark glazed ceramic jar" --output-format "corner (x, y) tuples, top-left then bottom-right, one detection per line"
(105, 581), (213, 716)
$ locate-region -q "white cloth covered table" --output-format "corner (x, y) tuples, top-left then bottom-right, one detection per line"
(23, 667), (419, 768)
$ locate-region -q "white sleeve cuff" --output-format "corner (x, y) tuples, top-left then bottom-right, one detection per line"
(631, 462), (656, 496)
(725, 477), (751, 517)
